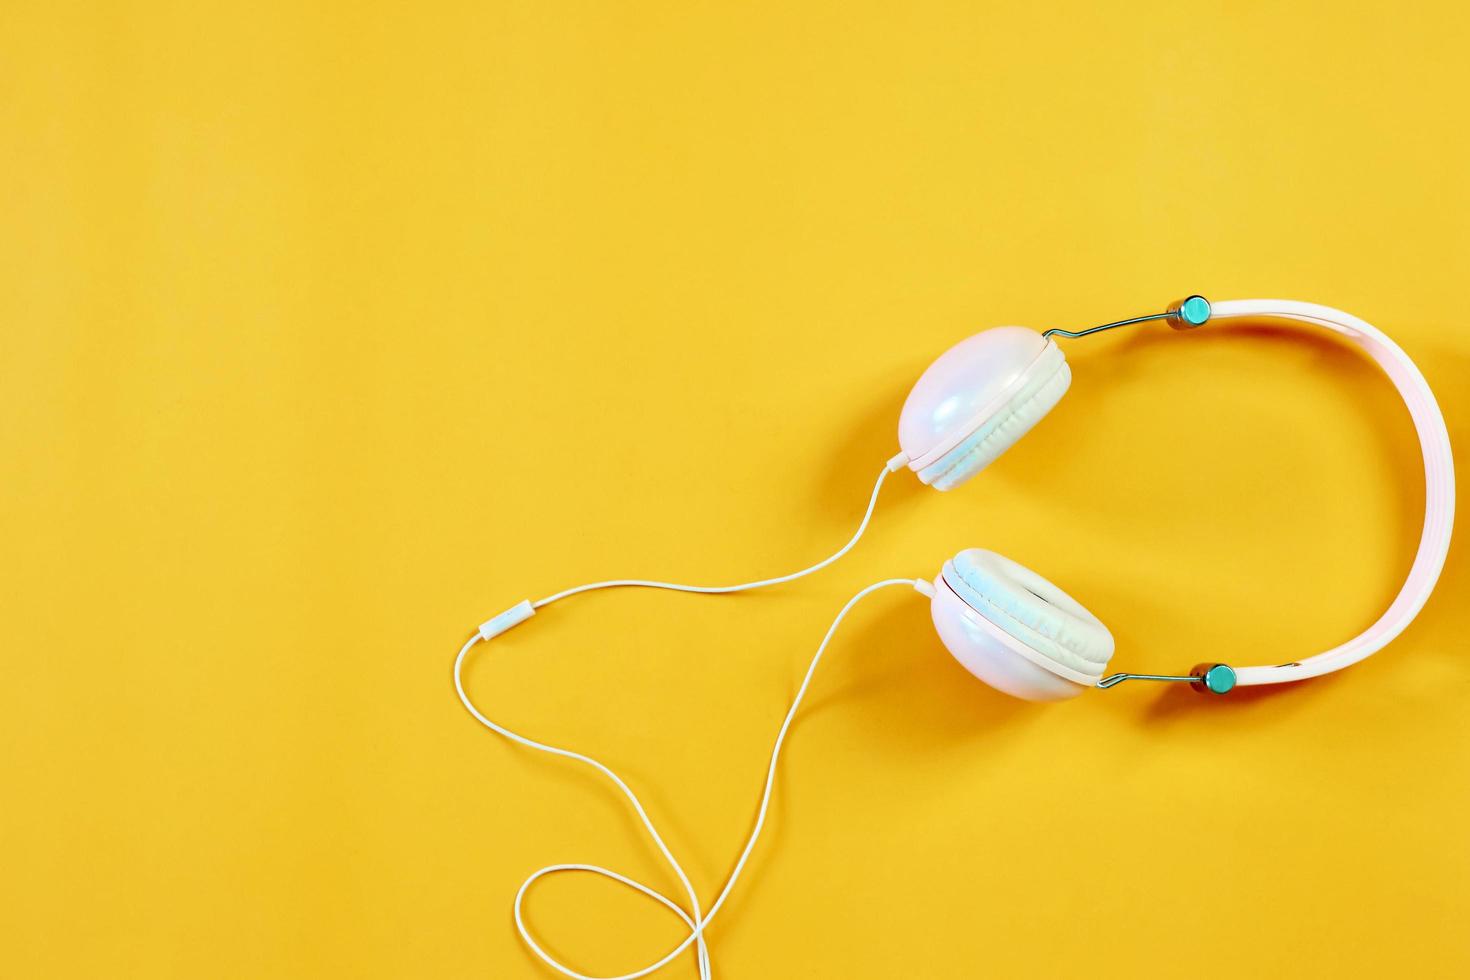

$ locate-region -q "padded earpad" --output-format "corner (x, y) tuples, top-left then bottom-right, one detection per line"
(917, 346), (1071, 490)
(942, 549), (1114, 680)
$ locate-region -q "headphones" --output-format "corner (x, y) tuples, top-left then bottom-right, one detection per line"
(903, 296), (1455, 698)
(455, 297), (1454, 978)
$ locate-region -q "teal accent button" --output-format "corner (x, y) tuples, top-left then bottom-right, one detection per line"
(1179, 295), (1212, 326)
(1202, 663), (1236, 695)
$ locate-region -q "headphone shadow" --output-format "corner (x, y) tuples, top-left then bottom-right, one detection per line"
(1128, 666), (1352, 725)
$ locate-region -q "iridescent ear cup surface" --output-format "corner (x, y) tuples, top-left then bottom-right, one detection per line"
(899, 327), (1071, 490)
(930, 549), (1115, 701)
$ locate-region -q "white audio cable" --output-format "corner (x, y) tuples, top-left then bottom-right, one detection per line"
(473, 455), (908, 646)
(454, 576), (931, 979)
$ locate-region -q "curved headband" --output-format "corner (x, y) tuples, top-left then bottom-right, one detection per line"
(1209, 300), (1454, 687)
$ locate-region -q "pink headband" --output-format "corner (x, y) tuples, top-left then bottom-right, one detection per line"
(1209, 301), (1455, 686)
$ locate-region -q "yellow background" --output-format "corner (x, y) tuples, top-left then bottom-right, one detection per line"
(3, 2), (1468, 977)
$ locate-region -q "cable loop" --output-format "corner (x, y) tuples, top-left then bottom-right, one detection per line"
(454, 578), (920, 978)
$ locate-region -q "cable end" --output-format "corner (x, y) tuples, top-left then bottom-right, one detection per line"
(912, 578), (935, 598)
(886, 451), (911, 474)
(479, 600), (536, 641)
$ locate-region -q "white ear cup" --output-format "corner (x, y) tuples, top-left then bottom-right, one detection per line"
(946, 549), (1114, 673)
(930, 549), (1114, 701)
(920, 352), (1070, 489)
(898, 327), (1071, 491)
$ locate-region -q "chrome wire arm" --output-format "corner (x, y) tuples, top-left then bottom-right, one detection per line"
(1043, 295), (1213, 341)
(1097, 662), (1237, 695)
(1043, 311), (1175, 340)
(1096, 671), (1199, 689)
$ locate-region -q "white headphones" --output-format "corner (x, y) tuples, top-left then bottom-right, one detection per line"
(456, 297), (1454, 978)
(903, 297), (1454, 697)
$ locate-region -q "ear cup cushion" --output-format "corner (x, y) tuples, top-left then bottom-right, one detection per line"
(916, 348), (1071, 490)
(942, 549), (1114, 679)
